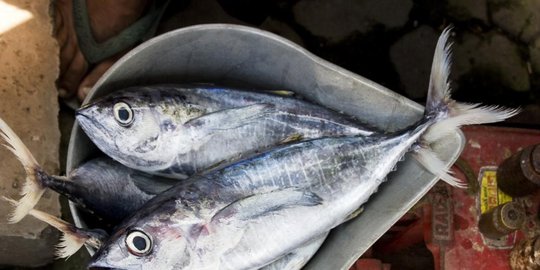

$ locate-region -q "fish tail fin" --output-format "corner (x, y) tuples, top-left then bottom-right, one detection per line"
(31, 210), (86, 259)
(413, 27), (519, 188)
(0, 117), (47, 223)
(412, 147), (466, 188)
(2, 196), (86, 258)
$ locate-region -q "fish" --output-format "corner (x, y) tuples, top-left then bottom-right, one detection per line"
(76, 85), (376, 179)
(0, 116), (176, 223)
(88, 29), (518, 269)
(2, 194), (326, 270)
(0, 119), (327, 269)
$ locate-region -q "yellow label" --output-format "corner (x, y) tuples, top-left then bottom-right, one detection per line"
(480, 167), (512, 214)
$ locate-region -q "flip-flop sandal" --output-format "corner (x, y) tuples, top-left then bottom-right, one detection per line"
(62, 0), (170, 109)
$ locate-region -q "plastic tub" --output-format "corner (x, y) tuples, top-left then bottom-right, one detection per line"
(67, 24), (464, 269)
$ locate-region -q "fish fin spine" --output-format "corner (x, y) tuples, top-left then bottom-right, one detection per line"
(418, 26), (519, 188)
(55, 232), (86, 259)
(2, 196), (85, 258)
(412, 146), (466, 188)
(423, 27), (519, 142)
(0, 117), (47, 223)
(22, 201), (86, 259)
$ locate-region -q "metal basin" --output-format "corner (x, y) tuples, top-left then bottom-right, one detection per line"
(67, 24), (464, 269)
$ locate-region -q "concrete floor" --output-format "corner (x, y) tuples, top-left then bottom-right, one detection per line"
(0, 0), (61, 267)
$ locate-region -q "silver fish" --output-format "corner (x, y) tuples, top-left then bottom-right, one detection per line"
(2, 200), (323, 269)
(76, 85), (375, 179)
(0, 118), (326, 269)
(88, 29), (518, 270)
(0, 116), (176, 223)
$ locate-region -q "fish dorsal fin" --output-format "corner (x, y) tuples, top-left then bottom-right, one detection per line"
(184, 104), (276, 130)
(211, 189), (323, 225)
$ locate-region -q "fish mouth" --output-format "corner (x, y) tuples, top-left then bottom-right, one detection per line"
(76, 112), (114, 141)
(75, 110), (92, 124)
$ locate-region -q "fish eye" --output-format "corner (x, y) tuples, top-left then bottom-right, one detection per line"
(125, 230), (152, 256)
(113, 102), (134, 126)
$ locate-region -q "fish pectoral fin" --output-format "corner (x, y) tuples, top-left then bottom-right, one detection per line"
(211, 191), (322, 269)
(184, 104), (276, 130)
(211, 189), (323, 225)
(260, 233), (328, 270)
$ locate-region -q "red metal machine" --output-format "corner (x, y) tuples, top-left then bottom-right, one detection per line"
(351, 126), (540, 270)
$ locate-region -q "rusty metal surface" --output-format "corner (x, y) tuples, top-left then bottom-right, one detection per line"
(478, 202), (526, 240)
(374, 126), (540, 270)
(442, 126), (540, 270)
(510, 236), (540, 270)
(498, 145), (540, 197)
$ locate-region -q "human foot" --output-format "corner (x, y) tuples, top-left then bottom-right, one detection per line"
(54, 0), (152, 102)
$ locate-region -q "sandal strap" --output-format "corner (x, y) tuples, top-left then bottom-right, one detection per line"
(73, 0), (169, 64)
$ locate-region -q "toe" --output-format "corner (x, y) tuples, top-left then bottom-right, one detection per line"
(59, 50), (88, 98)
(77, 57), (117, 101)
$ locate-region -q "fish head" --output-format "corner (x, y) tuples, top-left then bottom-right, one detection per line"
(89, 226), (190, 270)
(76, 89), (205, 172)
(89, 228), (189, 269)
(88, 198), (201, 270)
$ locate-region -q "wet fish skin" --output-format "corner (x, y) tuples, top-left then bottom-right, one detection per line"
(76, 85), (374, 178)
(89, 28), (518, 270)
